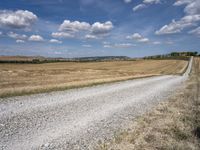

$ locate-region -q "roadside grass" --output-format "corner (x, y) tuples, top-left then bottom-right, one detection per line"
(96, 58), (200, 150)
(0, 59), (187, 98)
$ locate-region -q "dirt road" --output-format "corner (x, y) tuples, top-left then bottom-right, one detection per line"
(0, 58), (192, 150)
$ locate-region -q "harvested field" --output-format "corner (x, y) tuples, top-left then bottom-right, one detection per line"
(0, 59), (187, 97)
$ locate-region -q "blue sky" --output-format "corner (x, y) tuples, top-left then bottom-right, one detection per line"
(0, 0), (199, 58)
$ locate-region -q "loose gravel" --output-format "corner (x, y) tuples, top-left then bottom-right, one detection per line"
(0, 58), (193, 150)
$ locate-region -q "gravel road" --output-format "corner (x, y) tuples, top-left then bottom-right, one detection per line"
(0, 58), (193, 150)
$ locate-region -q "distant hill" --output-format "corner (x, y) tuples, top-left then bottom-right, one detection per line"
(69, 56), (131, 61)
(0, 56), (131, 63)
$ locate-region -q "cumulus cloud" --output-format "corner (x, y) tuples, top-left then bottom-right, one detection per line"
(59, 20), (90, 32)
(16, 39), (25, 43)
(173, 0), (190, 6)
(155, 14), (200, 35)
(124, 0), (132, 3)
(127, 33), (143, 39)
(156, 0), (200, 35)
(0, 10), (37, 29)
(173, 0), (200, 15)
(126, 33), (149, 42)
(55, 20), (114, 40)
(178, 0), (200, 15)
(188, 26), (200, 36)
(52, 32), (74, 38)
(143, 0), (160, 4)
(28, 35), (44, 42)
(133, 0), (160, 12)
(133, 4), (147, 11)
(49, 39), (62, 44)
(90, 21), (113, 36)
(7, 32), (27, 40)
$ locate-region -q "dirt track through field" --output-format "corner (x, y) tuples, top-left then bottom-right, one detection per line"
(0, 58), (192, 150)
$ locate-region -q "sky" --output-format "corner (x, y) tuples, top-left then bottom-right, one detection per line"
(0, 0), (199, 58)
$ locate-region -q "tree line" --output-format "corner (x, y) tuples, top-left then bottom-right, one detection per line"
(144, 51), (199, 60)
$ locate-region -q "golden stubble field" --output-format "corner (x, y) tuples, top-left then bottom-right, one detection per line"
(0, 59), (188, 97)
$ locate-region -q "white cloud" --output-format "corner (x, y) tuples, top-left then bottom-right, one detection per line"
(85, 34), (98, 39)
(127, 33), (143, 39)
(16, 39), (25, 43)
(103, 44), (112, 48)
(0, 10), (37, 29)
(133, 0), (160, 12)
(188, 26), (200, 36)
(155, 15), (200, 35)
(181, 0), (200, 15)
(114, 43), (135, 48)
(133, 4), (147, 11)
(56, 20), (114, 40)
(7, 32), (27, 40)
(59, 20), (90, 32)
(173, 0), (200, 15)
(104, 43), (135, 48)
(91, 21), (113, 36)
(0, 31), (2, 35)
(51, 32), (74, 38)
(28, 35), (44, 42)
(124, 0), (132, 3)
(138, 38), (149, 42)
(157, 0), (200, 36)
(82, 44), (92, 48)
(153, 41), (161, 45)
(126, 33), (150, 42)
(143, 0), (160, 4)
(49, 39), (62, 44)
(173, 0), (190, 6)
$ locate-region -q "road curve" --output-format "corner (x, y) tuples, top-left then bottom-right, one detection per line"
(0, 58), (193, 150)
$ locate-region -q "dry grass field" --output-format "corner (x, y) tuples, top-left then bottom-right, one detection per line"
(0, 59), (187, 97)
(96, 58), (200, 150)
